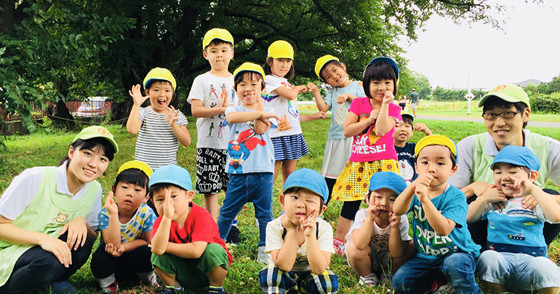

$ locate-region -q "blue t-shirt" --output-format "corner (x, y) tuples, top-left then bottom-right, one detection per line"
(409, 185), (481, 260)
(324, 81), (365, 140)
(98, 203), (156, 243)
(224, 105), (275, 174)
(396, 142), (416, 184)
(482, 198), (548, 257)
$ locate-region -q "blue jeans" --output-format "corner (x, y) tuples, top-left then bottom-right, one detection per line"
(217, 173), (273, 246)
(392, 252), (481, 294)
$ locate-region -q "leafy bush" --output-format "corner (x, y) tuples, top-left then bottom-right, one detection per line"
(530, 92), (560, 114)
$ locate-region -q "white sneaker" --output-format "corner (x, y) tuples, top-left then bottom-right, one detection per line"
(257, 245), (269, 263)
(358, 273), (379, 287)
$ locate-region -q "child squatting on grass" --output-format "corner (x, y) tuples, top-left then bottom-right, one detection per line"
(467, 145), (560, 293)
(259, 168), (338, 294)
(345, 171), (415, 287)
(391, 135), (482, 294)
(149, 164), (232, 294)
(90, 160), (158, 293)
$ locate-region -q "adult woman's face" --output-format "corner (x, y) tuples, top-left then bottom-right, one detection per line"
(66, 145), (109, 186)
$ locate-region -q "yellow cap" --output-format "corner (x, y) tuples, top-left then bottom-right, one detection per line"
(267, 40), (294, 59)
(315, 55), (339, 79)
(143, 67), (176, 91)
(116, 160), (153, 178)
(233, 62), (266, 82)
(202, 28), (234, 50)
(414, 135), (457, 157)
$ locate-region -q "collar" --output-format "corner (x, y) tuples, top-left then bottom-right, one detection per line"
(57, 161), (87, 197)
(485, 129), (530, 156)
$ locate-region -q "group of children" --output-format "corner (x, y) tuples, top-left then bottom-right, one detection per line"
(0, 25), (559, 294)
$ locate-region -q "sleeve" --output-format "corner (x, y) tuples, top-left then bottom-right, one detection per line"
(0, 168), (42, 220)
(448, 136), (475, 189)
(265, 219), (284, 253)
(186, 76), (204, 103)
(265, 75), (282, 94)
(348, 97), (362, 116)
(398, 214), (412, 241)
(175, 110), (189, 127)
(345, 209), (367, 242)
(324, 90), (333, 108)
(388, 103), (402, 122)
(547, 137), (560, 187)
(138, 107), (147, 122)
(353, 82), (366, 97)
(85, 189), (102, 229)
(97, 209), (110, 231)
(439, 189), (468, 228)
(141, 206), (157, 233)
(480, 205), (493, 220)
(317, 220), (335, 253)
(189, 208), (220, 243)
(151, 217), (163, 239)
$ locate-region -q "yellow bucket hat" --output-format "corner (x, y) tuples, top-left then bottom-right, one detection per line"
(414, 135), (457, 157)
(314, 55), (339, 79)
(143, 67), (177, 91)
(267, 40), (294, 59)
(116, 160), (153, 178)
(202, 28), (234, 50)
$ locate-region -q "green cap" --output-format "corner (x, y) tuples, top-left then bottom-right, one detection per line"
(72, 126), (119, 154)
(479, 83), (530, 108)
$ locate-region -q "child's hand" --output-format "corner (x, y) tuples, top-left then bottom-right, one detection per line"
(296, 85), (308, 93)
(219, 94), (229, 109)
(301, 210), (318, 238)
(413, 123), (432, 136)
(280, 214), (298, 231)
(483, 185), (507, 210)
(162, 191), (175, 220)
(129, 84), (149, 107)
(260, 112), (280, 121)
(514, 178), (535, 198)
(104, 192), (118, 216)
(165, 106), (179, 126)
(414, 174), (433, 203)
(389, 211), (400, 228)
(105, 243), (125, 257)
(369, 109), (379, 122)
(522, 195), (537, 210)
(307, 83), (319, 93)
(336, 94), (356, 104)
(312, 111), (327, 120)
(382, 91), (394, 104)
(366, 201), (380, 220)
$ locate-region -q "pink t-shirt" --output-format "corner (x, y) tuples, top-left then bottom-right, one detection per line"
(348, 97), (401, 162)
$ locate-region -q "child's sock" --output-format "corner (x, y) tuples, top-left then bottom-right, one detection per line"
(137, 270), (159, 287)
(207, 285), (226, 294)
(98, 274), (116, 288)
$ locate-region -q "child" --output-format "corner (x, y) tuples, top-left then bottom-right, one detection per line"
(263, 40), (310, 187)
(215, 62), (277, 262)
(127, 67), (191, 170)
(0, 126), (118, 293)
(467, 145), (560, 293)
(149, 164), (232, 294)
(187, 28), (237, 221)
(331, 57), (402, 256)
(308, 54), (366, 204)
(392, 135), (482, 294)
(259, 168), (338, 294)
(90, 160), (157, 293)
(393, 112), (432, 184)
(345, 172), (414, 287)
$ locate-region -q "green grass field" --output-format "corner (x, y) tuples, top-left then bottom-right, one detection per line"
(0, 117), (559, 293)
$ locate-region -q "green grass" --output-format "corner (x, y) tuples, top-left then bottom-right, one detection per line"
(1, 118), (559, 293)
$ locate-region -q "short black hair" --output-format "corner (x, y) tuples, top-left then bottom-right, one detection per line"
(482, 96), (528, 128)
(234, 72), (265, 92)
(114, 168), (149, 192)
(319, 60), (343, 81)
(264, 57), (295, 80)
(401, 116), (414, 127)
(59, 137), (115, 166)
(149, 183), (187, 198)
(363, 62), (398, 98)
(283, 187), (325, 208)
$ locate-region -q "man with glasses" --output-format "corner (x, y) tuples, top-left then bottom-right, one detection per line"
(449, 83), (560, 249)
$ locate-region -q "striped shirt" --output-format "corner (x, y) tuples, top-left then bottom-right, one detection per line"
(134, 107), (188, 169)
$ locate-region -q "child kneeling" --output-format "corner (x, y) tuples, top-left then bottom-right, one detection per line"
(259, 169), (338, 293)
(345, 172), (414, 287)
(467, 145), (560, 293)
(149, 165), (232, 294)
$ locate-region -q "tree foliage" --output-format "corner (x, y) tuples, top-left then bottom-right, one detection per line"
(431, 86), (485, 101)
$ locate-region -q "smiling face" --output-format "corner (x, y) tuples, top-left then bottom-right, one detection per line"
(493, 162), (535, 198)
(320, 62), (349, 88)
(66, 145), (109, 188)
(151, 185), (193, 223)
(368, 188), (397, 220)
(368, 79), (394, 104)
(203, 42), (234, 73)
(416, 145), (458, 190)
(269, 58), (293, 78)
(393, 121), (413, 145)
(114, 181), (147, 214)
(146, 81), (174, 113)
(235, 73), (264, 108)
(280, 188), (325, 226)
(483, 105), (530, 150)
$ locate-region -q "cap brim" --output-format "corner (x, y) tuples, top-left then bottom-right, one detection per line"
(479, 92), (526, 107)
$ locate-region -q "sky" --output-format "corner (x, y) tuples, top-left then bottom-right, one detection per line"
(402, 0), (560, 90)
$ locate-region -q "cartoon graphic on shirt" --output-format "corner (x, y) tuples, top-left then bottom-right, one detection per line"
(208, 122), (215, 137)
(287, 100), (299, 118)
(277, 114), (292, 132)
(218, 122), (223, 138)
(227, 128), (266, 174)
(399, 159), (414, 183)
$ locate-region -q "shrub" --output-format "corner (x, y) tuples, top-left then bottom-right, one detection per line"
(530, 92), (560, 114)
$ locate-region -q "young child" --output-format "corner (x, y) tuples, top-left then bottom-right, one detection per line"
(127, 67), (191, 170)
(259, 168), (338, 294)
(467, 145), (560, 293)
(215, 62), (277, 262)
(263, 40), (310, 187)
(392, 135), (482, 294)
(90, 160), (157, 293)
(187, 28), (237, 221)
(308, 54), (366, 204)
(331, 57), (402, 256)
(149, 164), (232, 294)
(345, 172), (414, 287)
(393, 112), (432, 184)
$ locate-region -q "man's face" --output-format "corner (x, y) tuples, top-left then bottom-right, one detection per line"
(483, 104), (530, 149)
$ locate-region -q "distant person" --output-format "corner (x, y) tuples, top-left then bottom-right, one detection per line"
(449, 83), (560, 249)
(408, 88), (419, 117)
(398, 95), (406, 111)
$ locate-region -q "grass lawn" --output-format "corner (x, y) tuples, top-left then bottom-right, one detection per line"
(0, 117), (559, 293)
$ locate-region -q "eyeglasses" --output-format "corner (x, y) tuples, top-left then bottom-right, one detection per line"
(482, 111), (521, 120)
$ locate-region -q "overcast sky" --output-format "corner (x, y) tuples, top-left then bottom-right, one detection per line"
(402, 0), (560, 90)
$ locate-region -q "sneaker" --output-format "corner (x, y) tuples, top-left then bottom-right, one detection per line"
(160, 285), (183, 294)
(257, 245), (269, 263)
(226, 225), (240, 244)
(333, 238), (345, 257)
(358, 273), (379, 287)
(207, 286), (227, 294)
(430, 277), (455, 294)
(51, 280), (77, 294)
(101, 281), (119, 294)
(140, 271), (160, 288)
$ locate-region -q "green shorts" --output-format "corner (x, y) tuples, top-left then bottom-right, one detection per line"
(151, 243), (230, 289)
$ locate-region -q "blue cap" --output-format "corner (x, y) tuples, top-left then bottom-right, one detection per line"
(368, 172), (407, 195)
(283, 168), (328, 202)
(149, 164), (193, 191)
(364, 57), (399, 80)
(491, 145), (540, 171)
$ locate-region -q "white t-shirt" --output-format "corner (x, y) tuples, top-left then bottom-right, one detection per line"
(265, 217), (334, 271)
(0, 163), (102, 229)
(263, 75), (302, 138)
(345, 209), (412, 244)
(187, 72), (238, 149)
